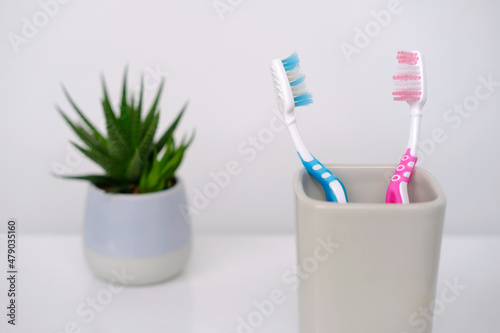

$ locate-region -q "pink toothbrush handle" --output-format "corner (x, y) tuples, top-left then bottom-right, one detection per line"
(386, 148), (418, 204)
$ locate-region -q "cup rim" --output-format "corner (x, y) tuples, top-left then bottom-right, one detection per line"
(293, 163), (446, 209)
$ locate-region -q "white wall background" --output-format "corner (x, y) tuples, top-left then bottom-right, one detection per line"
(0, 0), (498, 234)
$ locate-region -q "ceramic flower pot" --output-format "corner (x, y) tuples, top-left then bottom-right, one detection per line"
(83, 178), (191, 285)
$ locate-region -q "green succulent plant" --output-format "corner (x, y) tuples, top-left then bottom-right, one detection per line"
(57, 70), (194, 194)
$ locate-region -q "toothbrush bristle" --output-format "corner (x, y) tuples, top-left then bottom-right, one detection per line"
(393, 50), (422, 102)
(282, 52), (300, 72)
(397, 51), (418, 65)
(281, 52), (313, 107)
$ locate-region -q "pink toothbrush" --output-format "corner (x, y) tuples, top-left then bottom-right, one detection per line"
(386, 50), (427, 204)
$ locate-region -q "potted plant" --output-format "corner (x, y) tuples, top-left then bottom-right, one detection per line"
(57, 70), (194, 284)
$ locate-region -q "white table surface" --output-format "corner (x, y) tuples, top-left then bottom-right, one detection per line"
(0, 234), (498, 333)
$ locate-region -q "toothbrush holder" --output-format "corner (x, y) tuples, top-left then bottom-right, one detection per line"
(293, 164), (446, 333)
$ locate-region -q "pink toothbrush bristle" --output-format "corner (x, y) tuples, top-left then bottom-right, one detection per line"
(393, 90), (421, 101)
(397, 51), (418, 65)
(393, 51), (422, 101)
(393, 74), (421, 81)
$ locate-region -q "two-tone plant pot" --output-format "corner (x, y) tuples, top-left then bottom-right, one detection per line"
(83, 178), (191, 285)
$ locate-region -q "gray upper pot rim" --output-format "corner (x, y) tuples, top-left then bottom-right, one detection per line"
(87, 177), (185, 200)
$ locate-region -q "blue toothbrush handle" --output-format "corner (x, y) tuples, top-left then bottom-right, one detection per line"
(299, 154), (348, 203)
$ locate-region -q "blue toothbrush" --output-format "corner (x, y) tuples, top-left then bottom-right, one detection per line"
(270, 52), (348, 202)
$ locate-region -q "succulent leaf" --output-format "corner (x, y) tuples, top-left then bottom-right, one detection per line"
(58, 71), (193, 193)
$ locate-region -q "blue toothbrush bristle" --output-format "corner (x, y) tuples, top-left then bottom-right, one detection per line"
(281, 52), (313, 107)
(294, 94), (313, 107)
(290, 75), (305, 87)
(295, 99), (313, 107)
(281, 52), (300, 71)
(294, 93), (313, 103)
